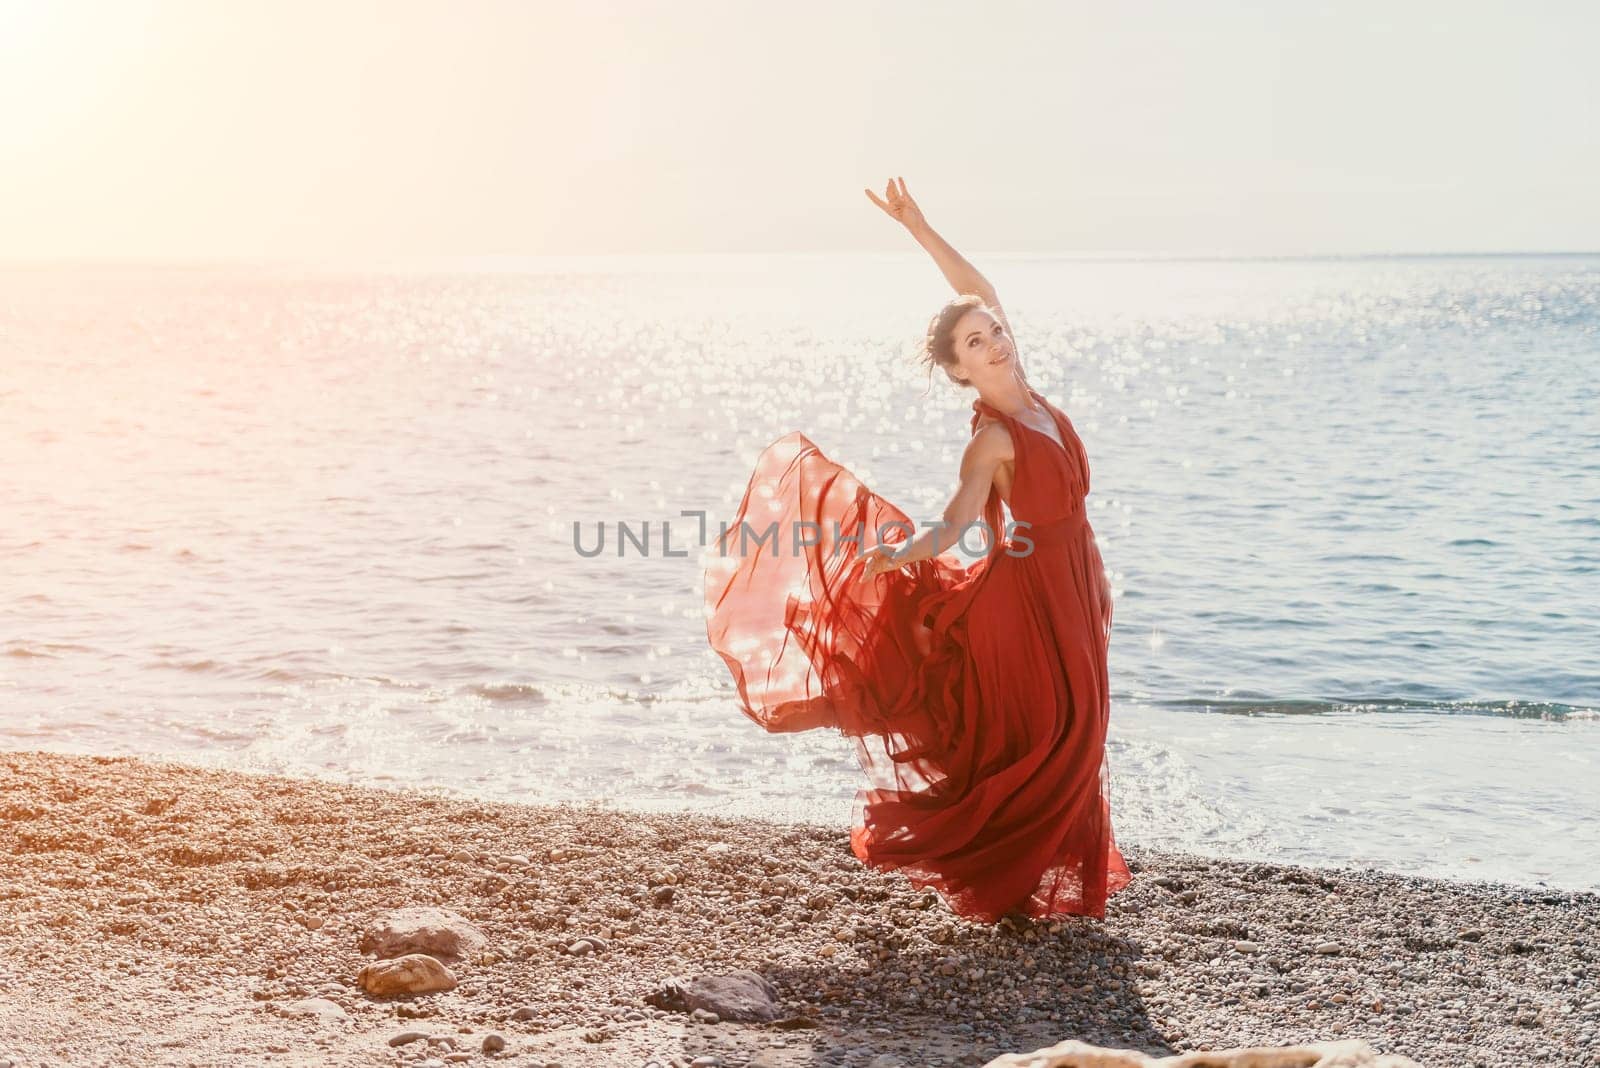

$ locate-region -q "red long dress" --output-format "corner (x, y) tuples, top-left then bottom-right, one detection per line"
(703, 386), (1131, 922)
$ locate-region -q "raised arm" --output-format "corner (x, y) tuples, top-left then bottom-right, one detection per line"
(864, 176), (1016, 343)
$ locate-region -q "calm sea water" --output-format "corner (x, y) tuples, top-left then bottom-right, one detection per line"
(3, 254), (1597, 891)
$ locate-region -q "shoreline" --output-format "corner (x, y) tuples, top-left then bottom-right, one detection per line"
(1, 750), (1594, 1067)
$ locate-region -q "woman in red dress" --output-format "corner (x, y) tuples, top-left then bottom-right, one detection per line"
(704, 177), (1131, 923)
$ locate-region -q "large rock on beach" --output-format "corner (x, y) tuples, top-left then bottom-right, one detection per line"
(358, 906), (486, 961)
(644, 969), (782, 1023)
(984, 1037), (1424, 1068)
(357, 953), (458, 996)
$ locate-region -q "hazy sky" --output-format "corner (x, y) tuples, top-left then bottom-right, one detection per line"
(2, 0), (1596, 259)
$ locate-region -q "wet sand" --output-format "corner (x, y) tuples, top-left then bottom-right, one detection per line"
(0, 750), (1594, 1067)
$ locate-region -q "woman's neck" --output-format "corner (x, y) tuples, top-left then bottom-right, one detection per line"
(978, 374), (1038, 417)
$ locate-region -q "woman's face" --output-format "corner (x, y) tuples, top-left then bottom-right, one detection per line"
(948, 307), (1014, 386)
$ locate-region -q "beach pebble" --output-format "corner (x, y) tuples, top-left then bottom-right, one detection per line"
(1315, 941), (1342, 954)
(359, 907), (487, 961)
(358, 953), (458, 996)
(6, 752), (1594, 1068)
(273, 997), (348, 1023)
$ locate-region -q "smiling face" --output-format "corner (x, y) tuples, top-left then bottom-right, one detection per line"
(947, 307), (1014, 387)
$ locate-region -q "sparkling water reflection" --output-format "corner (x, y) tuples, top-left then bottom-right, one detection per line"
(2, 254), (1597, 890)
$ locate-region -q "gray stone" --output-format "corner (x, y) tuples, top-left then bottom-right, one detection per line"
(360, 906), (487, 961)
(645, 969), (783, 1023)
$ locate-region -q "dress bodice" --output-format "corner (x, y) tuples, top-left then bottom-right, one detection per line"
(969, 387), (1092, 528)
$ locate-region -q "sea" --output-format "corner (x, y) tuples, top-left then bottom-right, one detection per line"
(3, 252), (1596, 893)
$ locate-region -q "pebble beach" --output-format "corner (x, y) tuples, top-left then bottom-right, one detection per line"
(0, 750), (1594, 1067)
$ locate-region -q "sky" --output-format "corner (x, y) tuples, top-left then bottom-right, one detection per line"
(1, 0), (1596, 260)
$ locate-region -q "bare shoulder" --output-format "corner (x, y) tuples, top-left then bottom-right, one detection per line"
(965, 419), (1015, 465)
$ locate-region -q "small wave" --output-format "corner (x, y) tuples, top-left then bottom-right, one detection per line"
(4, 641), (95, 659)
(658, 780), (728, 797)
(464, 682), (550, 705)
(169, 721), (260, 744)
(1314, 552), (1411, 564)
(414, 572), (496, 583)
(149, 658), (225, 674)
(248, 666), (316, 684)
(1157, 695), (1598, 721)
(460, 678), (731, 709)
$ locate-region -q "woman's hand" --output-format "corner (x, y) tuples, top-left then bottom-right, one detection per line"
(858, 542), (908, 581)
(864, 176), (928, 234)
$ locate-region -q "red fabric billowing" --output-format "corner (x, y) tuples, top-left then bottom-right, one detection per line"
(704, 387), (1131, 922)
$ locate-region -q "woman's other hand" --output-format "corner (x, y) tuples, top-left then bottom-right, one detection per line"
(864, 176), (928, 234)
(858, 542), (907, 581)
